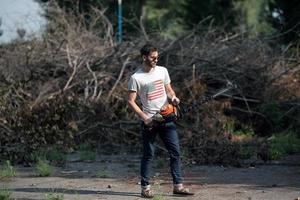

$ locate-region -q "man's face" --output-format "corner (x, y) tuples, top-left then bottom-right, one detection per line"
(144, 51), (158, 68)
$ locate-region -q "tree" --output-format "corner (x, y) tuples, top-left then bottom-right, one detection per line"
(38, 0), (147, 38)
(233, 0), (274, 36)
(184, 0), (237, 30)
(0, 18), (3, 37)
(270, 0), (300, 44)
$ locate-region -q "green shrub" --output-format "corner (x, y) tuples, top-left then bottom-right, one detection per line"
(225, 120), (255, 136)
(31, 147), (67, 167)
(0, 188), (12, 200)
(36, 159), (53, 177)
(45, 147), (67, 166)
(261, 100), (284, 129)
(240, 146), (253, 159)
(267, 131), (300, 160)
(78, 144), (96, 161)
(0, 161), (16, 180)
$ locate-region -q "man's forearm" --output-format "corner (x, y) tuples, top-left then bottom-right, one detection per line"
(165, 84), (176, 99)
(128, 100), (148, 122)
(167, 91), (176, 99)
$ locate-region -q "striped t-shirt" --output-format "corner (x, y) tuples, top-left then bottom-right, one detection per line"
(128, 66), (171, 117)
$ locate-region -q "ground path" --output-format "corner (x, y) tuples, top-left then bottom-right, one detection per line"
(1, 154), (300, 200)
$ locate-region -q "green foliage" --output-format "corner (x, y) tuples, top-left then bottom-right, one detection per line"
(234, 0), (274, 35)
(36, 159), (53, 177)
(267, 131), (300, 160)
(46, 147), (67, 166)
(42, 0), (299, 42)
(144, 0), (188, 39)
(271, 0), (300, 43)
(31, 146), (67, 167)
(44, 193), (64, 200)
(78, 144), (96, 161)
(184, 0), (237, 29)
(261, 100), (284, 130)
(240, 146), (253, 159)
(0, 188), (12, 200)
(0, 161), (16, 180)
(225, 120), (255, 136)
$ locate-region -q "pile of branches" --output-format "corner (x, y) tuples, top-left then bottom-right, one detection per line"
(0, 4), (299, 164)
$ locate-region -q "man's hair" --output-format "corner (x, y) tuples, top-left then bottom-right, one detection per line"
(140, 43), (157, 56)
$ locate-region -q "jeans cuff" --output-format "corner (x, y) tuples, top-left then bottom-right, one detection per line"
(173, 183), (183, 189)
(141, 185), (151, 190)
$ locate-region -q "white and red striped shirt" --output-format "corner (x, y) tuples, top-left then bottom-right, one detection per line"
(128, 66), (171, 117)
(147, 80), (165, 101)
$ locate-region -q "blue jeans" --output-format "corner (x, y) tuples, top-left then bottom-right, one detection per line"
(140, 122), (183, 187)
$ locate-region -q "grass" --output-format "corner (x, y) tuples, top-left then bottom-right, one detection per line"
(152, 184), (165, 200)
(0, 160), (16, 180)
(225, 120), (255, 137)
(267, 131), (300, 160)
(46, 147), (67, 166)
(44, 193), (64, 200)
(0, 188), (12, 200)
(78, 144), (96, 161)
(96, 168), (110, 178)
(31, 147), (67, 167)
(36, 159), (53, 177)
(153, 194), (165, 200)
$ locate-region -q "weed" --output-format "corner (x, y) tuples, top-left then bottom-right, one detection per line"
(225, 120), (255, 137)
(267, 131), (300, 160)
(0, 160), (16, 180)
(153, 184), (165, 200)
(36, 159), (53, 177)
(96, 168), (109, 178)
(46, 147), (67, 166)
(153, 194), (165, 200)
(0, 188), (12, 200)
(44, 193), (64, 200)
(30, 150), (47, 162)
(31, 147), (67, 167)
(78, 144), (96, 161)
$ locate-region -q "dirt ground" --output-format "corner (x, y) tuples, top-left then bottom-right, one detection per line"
(1, 153), (300, 200)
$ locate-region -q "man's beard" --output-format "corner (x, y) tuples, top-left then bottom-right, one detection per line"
(147, 60), (156, 68)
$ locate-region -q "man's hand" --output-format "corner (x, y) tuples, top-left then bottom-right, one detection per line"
(144, 117), (153, 126)
(171, 96), (180, 106)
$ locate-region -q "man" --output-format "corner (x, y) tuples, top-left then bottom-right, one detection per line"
(127, 43), (194, 198)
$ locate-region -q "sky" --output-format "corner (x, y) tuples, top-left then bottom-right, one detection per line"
(0, 0), (47, 43)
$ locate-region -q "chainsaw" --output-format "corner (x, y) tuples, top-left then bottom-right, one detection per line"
(151, 81), (236, 125)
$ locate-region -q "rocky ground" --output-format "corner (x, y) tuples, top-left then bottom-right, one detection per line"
(1, 153), (300, 200)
